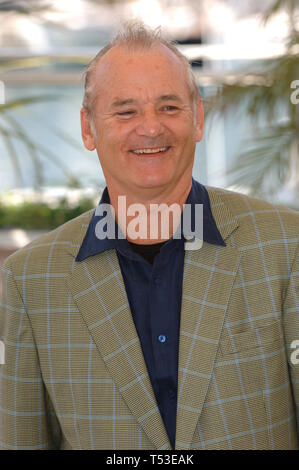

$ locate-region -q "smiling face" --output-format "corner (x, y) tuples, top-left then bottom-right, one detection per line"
(81, 44), (204, 197)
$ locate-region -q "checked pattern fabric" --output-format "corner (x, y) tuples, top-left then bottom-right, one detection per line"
(0, 186), (299, 450)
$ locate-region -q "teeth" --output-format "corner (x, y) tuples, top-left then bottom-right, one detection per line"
(132, 147), (168, 154)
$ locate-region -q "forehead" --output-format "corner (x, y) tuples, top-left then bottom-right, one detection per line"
(92, 44), (190, 104)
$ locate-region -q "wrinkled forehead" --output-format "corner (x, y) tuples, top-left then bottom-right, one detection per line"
(92, 44), (191, 103)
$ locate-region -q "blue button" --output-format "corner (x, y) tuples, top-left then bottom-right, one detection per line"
(158, 335), (166, 343)
(169, 389), (176, 399)
(153, 277), (161, 285)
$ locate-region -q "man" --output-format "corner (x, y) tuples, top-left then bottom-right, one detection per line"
(0, 22), (298, 450)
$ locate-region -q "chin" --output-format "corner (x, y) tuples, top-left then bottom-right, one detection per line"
(133, 171), (173, 189)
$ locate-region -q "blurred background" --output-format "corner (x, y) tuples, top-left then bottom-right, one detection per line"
(0, 0), (298, 284)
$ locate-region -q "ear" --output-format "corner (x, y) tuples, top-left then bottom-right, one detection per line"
(80, 107), (96, 151)
(194, 95), (204, 142)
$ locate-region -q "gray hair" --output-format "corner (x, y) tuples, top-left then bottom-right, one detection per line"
(82, 21), (200, 122)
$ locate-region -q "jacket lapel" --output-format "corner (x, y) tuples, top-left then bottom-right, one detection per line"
(66, 225), (170, 450)
(175, 188), (241, 450)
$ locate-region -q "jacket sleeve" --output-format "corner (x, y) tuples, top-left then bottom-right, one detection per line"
(282, 243), (299, 438)
(0, 257), (62, 449)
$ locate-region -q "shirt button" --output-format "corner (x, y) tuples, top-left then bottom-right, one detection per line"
(158, 335), (166, 343)
(153, 277), (161, 285)
(169, 389), (176, 399)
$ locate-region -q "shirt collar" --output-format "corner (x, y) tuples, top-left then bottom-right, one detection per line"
(75, 178), (225, 262)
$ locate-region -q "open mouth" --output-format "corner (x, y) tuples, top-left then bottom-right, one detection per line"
(130, 146), (171, 156)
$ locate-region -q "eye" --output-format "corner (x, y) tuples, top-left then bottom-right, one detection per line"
(162, 105), (179, 112)
(117, 110), (135, 117)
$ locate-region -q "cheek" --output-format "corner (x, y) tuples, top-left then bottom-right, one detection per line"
(169, 123), (196, 147)
(101, 123), (134, 150)
(166, 113), (196, 136)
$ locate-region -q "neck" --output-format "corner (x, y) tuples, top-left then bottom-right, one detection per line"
(106, 177), (192, 244)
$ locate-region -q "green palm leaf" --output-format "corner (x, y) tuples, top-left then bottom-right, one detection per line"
(207, 0), (299, 202)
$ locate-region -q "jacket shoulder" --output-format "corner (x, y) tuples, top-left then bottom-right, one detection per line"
(206, 185), (299, 240)
(2, 209), (94, 275)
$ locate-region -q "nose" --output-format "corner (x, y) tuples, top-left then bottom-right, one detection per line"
(135, 109), (164, 138)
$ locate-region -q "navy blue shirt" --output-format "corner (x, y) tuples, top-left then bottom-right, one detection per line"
(76, 178), (225, 448)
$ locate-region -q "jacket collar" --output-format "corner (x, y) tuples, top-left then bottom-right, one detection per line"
(76, 178), (225, 262)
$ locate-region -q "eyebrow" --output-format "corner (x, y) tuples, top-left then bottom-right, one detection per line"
(111, 98), (137, 108)
(111, 94), (183, 108)
(158, 94), (182, 103)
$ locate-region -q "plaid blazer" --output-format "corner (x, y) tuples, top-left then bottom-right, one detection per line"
(0, 186), (298, 450)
